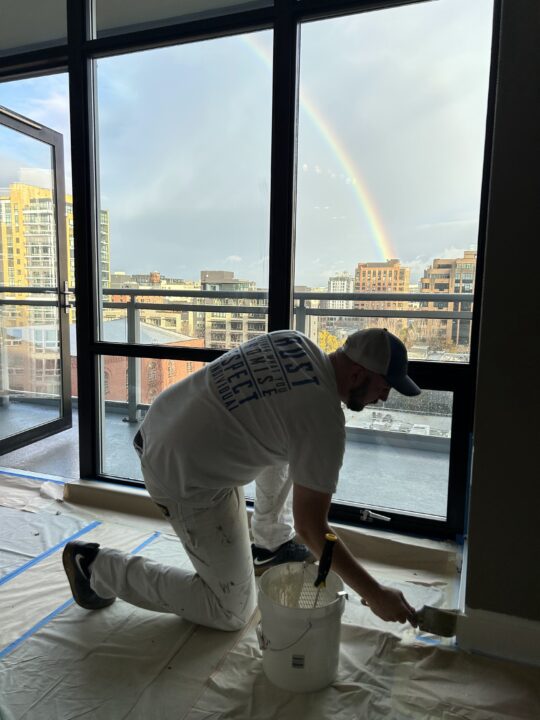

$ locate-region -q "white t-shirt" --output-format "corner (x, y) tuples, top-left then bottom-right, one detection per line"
(140, 330), (345, 504)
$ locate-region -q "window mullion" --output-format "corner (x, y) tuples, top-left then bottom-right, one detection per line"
(267, 0), (299, 332)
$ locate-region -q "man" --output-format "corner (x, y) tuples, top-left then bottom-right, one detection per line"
(63, 327), (419, 631)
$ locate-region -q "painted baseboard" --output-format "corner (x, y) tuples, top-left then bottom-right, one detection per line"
(457, 607), (540, 667)
(63, 478), (163, 519)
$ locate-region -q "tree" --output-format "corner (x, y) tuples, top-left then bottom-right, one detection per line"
(318, 329), (342, 353)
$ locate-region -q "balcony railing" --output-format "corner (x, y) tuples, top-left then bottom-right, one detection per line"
(1, 285), (473, 422)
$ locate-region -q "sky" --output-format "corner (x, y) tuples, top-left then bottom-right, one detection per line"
(0, 0), (493, 287)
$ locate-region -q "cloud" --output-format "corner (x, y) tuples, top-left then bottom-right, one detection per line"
(0, 0), (492, 291)
(416, 219), (477, 230)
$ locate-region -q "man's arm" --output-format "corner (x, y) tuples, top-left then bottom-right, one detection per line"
(293, 483), (417, 625)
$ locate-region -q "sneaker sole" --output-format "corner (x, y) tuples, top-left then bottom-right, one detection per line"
(253, 553), (316, 576)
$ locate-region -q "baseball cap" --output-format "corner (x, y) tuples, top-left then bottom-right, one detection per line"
(342, 328), (421, 397)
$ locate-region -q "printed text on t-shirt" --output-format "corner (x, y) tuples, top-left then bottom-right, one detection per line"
(209, 333), (320, 412)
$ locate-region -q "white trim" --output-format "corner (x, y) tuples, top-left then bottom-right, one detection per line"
(457, 608), (540, 667)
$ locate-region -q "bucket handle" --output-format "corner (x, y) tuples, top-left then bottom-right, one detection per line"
(256, 621), (313, 652)
(256, 592), (348, 652)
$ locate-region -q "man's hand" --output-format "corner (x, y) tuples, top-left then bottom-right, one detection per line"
(292, 485), (417, 629)
(361, 585), (417, 626)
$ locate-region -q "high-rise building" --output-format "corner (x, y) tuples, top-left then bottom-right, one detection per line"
(0, 182), (110, 296)
(354, 259), (410, 336)
(326, 271), (354, 309)
(318, 271), (356, 337)
(419, 250), (476, 351)
(200, 270), (266, 349)
(0, 182), (110, 396)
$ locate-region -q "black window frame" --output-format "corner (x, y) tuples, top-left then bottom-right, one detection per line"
(0, 0), (501, 540)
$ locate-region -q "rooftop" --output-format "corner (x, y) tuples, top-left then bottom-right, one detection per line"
(0, 400), (449, 519)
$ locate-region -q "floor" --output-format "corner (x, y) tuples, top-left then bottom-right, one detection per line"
(1, 469), (539, 719)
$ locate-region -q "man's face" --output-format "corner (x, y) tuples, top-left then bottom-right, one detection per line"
(346, 372), (391, 412)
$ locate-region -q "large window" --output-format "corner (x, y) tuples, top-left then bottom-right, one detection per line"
(95, 32), (273, 350)
(0, 0), (497, 538)
(293, 0), (493, 521)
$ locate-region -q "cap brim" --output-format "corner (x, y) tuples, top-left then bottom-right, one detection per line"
(386, 374), (421, 397)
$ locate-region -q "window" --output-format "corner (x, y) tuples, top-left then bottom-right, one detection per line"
(95, 31), (272, 349)
(292, 0), (492, 528)
(0, 0), (494, 539)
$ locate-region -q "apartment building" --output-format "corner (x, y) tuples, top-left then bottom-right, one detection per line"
(200, 270), (267, 349)
(0, 182), (110, 396)
(108, 270), (203, 338)
(419, 250), (476, 351)
(354, 258), (410, 336)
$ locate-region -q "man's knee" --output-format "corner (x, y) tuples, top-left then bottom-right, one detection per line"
(211, 588), (256, 631)
(213, 612), (251, 632)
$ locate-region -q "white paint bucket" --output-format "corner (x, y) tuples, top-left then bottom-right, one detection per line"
(257, 561), (347, 692)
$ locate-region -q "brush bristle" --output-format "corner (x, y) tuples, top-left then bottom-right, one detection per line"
(417, 606), (458, 637)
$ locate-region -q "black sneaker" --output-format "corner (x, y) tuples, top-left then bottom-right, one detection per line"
(251, 540), (314, 576)
(62, 541), (116, 610)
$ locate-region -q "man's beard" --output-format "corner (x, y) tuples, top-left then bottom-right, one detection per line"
(346, 379), (372, 412)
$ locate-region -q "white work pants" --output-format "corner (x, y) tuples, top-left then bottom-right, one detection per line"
(89, 449), (294, 630)
(251, 464), (295, 551)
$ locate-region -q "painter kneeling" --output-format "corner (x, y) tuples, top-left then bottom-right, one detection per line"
(63, 327), (419, 632)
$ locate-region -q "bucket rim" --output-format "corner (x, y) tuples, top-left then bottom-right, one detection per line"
(258, 561), (344, 612)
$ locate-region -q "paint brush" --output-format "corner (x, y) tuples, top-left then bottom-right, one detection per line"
(415, 605), (459, 637)
(313, 533), (338, 607)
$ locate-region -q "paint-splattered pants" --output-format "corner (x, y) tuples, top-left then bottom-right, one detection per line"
(89, 437), (293, 630)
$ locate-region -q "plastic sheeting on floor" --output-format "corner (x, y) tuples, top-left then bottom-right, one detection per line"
(1, 471), (540, 719)
(0, 505), (89, 578)
(0, 470), (66, 514)
(185, 618), (540, 720)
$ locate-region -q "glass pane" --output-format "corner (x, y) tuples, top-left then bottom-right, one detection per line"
(0, 0), (66, 55)
(244, 384), (452, 518)
(0, 303), (61, 439)
(336, 389), (452, 519)
(0, 75), (74, 292)
(0, 118), (64, 436)
(95, 0), (272, 38)
(294, 0), (493, 362)
(99, 356), (206, 479)
(95, 31), (273, 347)
(0, 75), (73, 207)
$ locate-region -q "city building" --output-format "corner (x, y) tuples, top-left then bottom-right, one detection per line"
(419, 250), (476, 351)
(0, 182), (110, 296)
(0, 182), (110, 398)
(326, 271), (355, 310)
(200, 270), (267, 349)
(70, 319), (204, 406)
(354, 259), (410, 337)
(107, 271), (203, 338)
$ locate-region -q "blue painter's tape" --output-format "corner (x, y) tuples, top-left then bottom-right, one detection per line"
(129, 531), (161, 555)
(416, 634), (442, 645)
(0, 530), (162, 658)
(0, 598), (75, 659)
(0, 467), (66, 486)
(0, 520), (102, 586)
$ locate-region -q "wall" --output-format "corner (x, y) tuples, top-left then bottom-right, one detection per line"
(466, 0), (540, 623)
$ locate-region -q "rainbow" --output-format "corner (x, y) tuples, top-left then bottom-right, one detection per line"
(242, 33), (397, 261)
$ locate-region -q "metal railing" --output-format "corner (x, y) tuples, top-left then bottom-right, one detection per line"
(1, 285), (473, 421)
